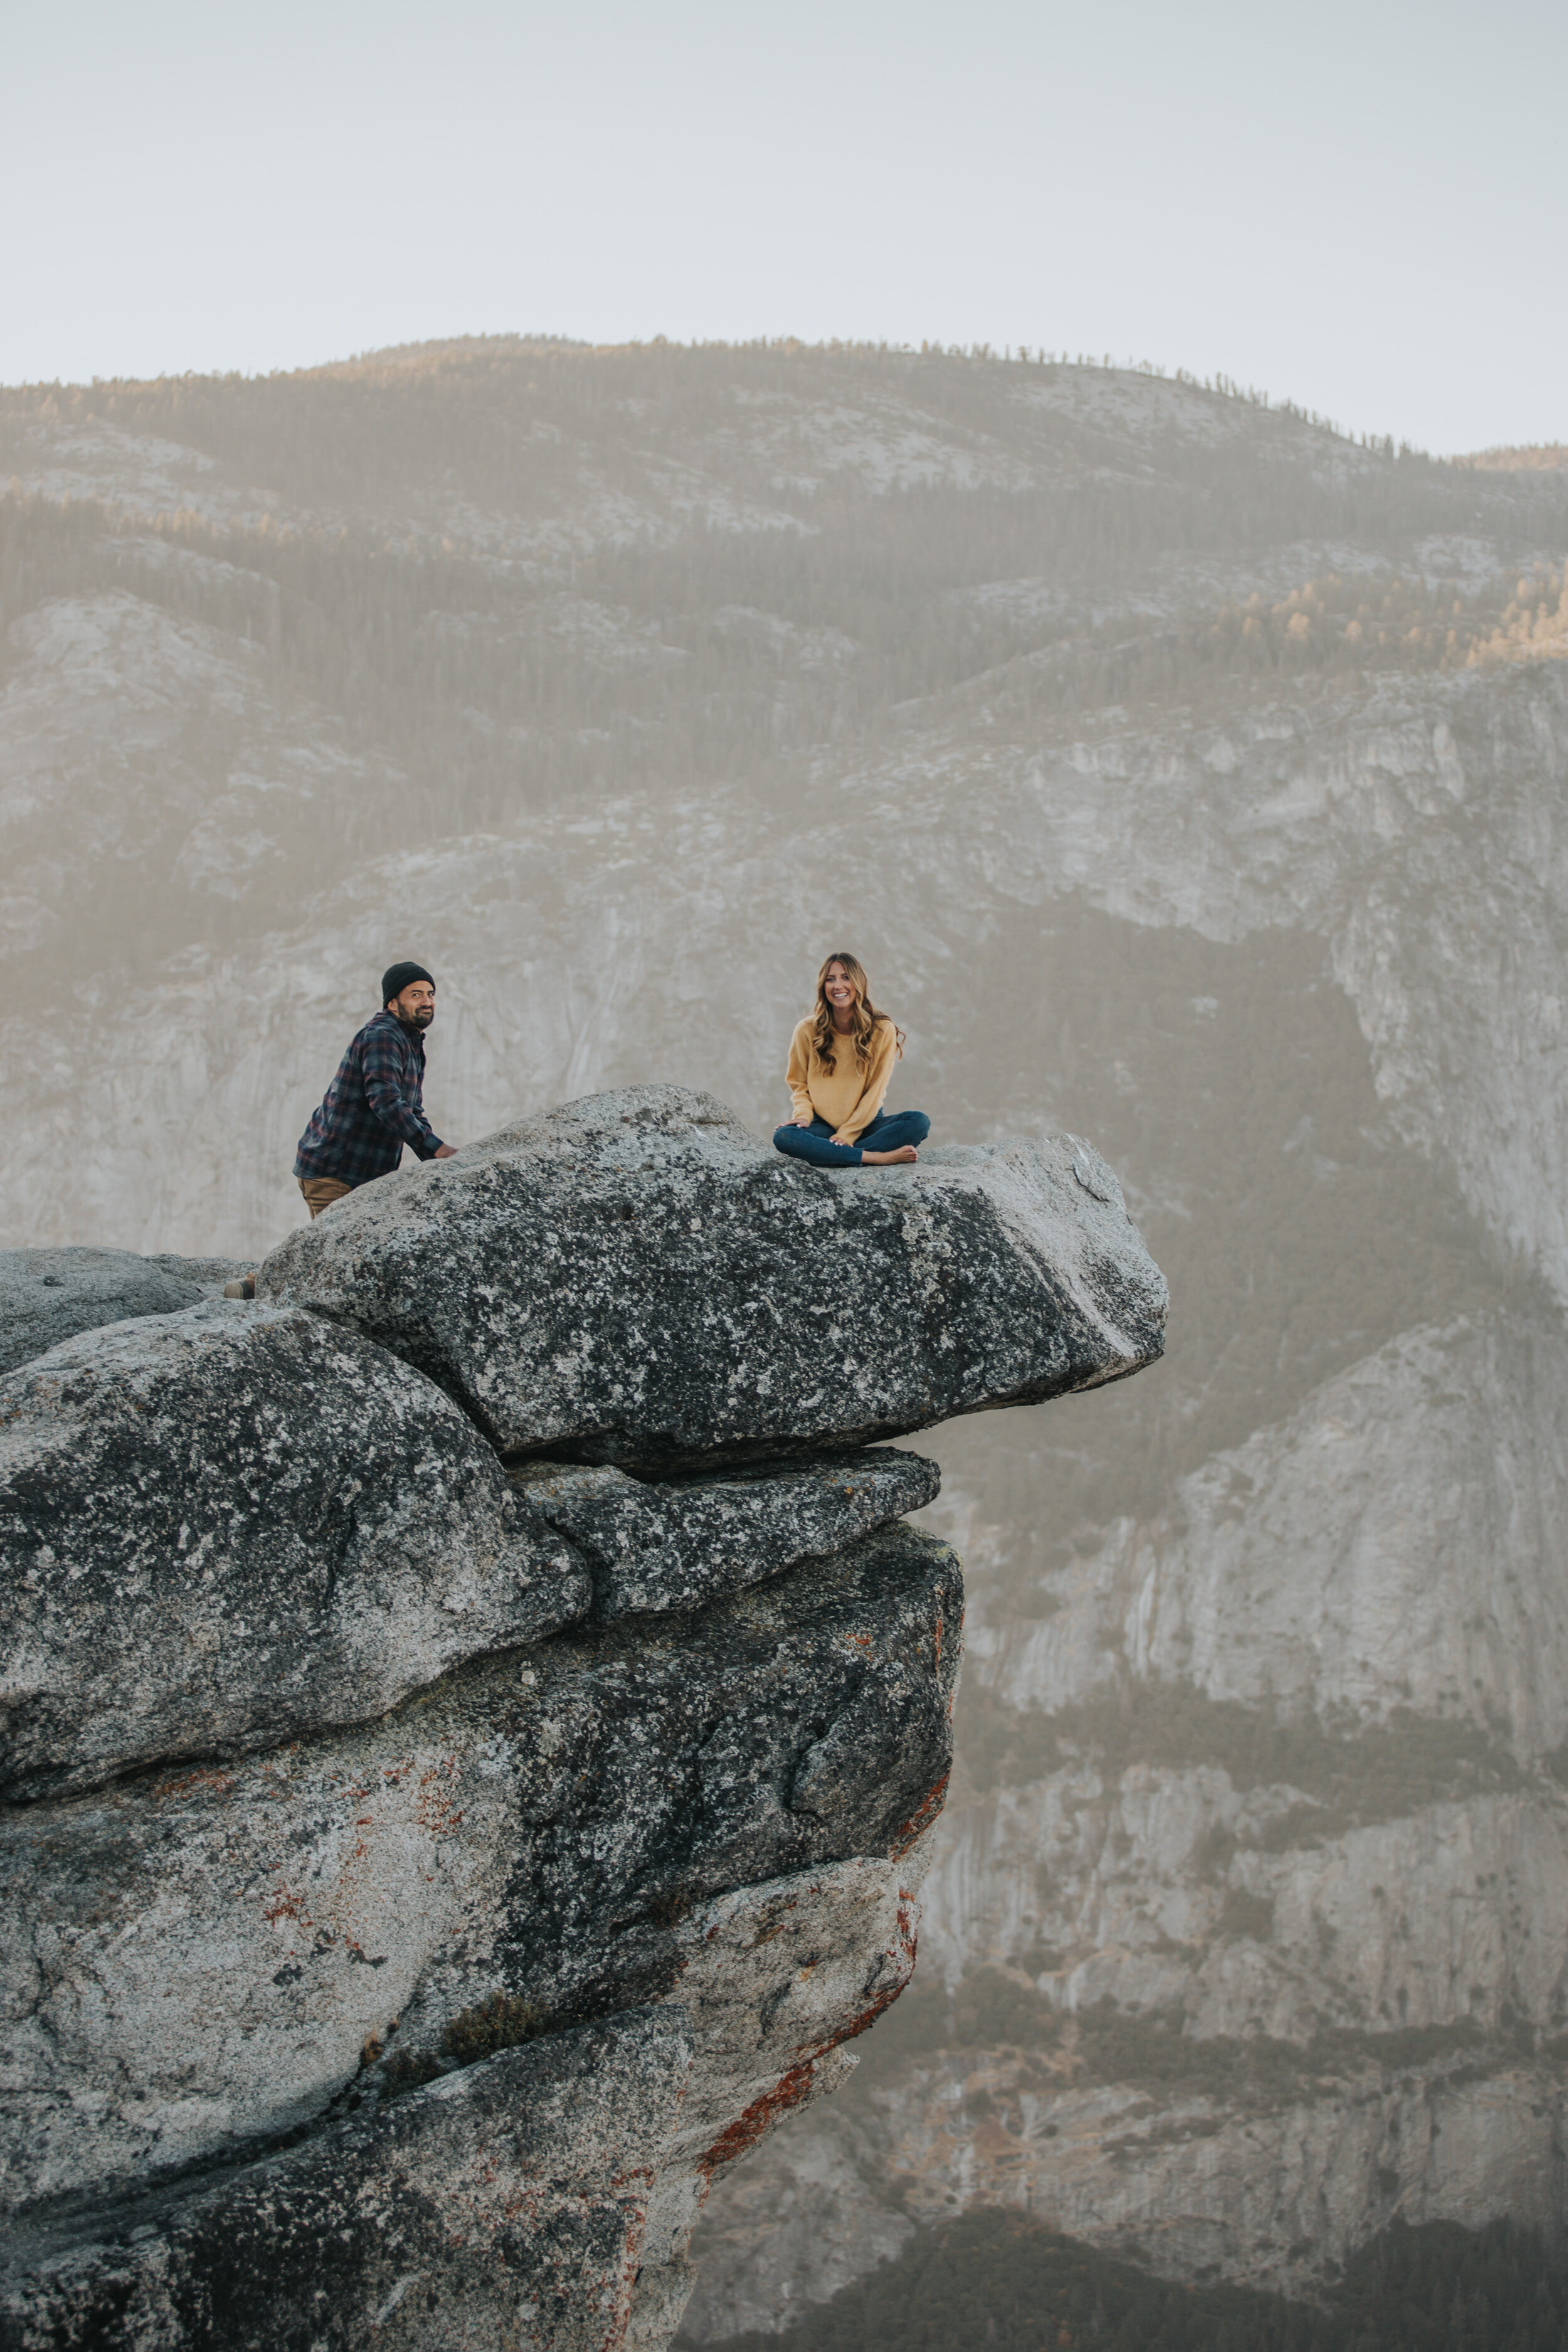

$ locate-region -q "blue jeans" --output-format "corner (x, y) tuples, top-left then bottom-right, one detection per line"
(772, 1109), (931, 1168)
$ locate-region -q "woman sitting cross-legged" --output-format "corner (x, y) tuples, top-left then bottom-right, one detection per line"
(773, 953), (931, 1168)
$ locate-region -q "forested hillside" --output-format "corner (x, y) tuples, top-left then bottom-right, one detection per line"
(5, 338), (1566, 866)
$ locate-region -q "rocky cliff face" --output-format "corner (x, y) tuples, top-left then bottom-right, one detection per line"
(6, 344), (1568, 2328)
(0, 1089), (1164, 2349)
(679, 1304), (1568, 2330)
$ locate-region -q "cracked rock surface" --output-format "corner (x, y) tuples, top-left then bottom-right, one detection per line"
(257, 1086), (1167, 1468)
(0, 1300), (588, 1804)
(1, 1525), (958, 2222)
(512, 1448), (940, 1619)
(6, 2006), (696, 2352)
(1, 1529), (960, 2350)
(0, 1093), (1162, 2352)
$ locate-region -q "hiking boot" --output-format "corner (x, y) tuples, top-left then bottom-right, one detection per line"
(222, 1274), (257, 1301)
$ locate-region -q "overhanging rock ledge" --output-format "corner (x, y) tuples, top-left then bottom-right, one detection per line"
(257, 1084), (1167, 1467)
(0, 1091), (1166, 2352)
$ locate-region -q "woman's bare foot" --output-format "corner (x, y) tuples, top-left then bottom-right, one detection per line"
(862, 1145), (918, 1165)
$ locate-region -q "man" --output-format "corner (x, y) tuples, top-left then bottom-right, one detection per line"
(223, 961), (456, 1300)
(293, 960), (457, 1216)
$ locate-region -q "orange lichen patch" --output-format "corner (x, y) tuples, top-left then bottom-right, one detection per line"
(889, 1772), (948, 1860)
(699, 2057), (824, 2173)
(894, 1893), (918, 1962)
(261, 1886), (310, 1927)
(413, 1755), (466, 1835)
(701, 1948), (921, 2177)
(151, 1764), (236, 1801)
(746, 1895), (802, 1948)
(835, 1971), (912, 2051)
(603, 2222), (649, 2352)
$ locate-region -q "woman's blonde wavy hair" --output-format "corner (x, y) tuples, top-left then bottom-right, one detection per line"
(809, 953), (906, 1074)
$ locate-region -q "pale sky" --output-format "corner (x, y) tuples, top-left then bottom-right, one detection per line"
(5, 0), (1562, 456)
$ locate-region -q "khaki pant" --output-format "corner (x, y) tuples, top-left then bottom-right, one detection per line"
(299, 1177), (353, 1220)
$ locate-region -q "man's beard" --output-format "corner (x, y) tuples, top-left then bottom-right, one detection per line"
(405, 1008), (434, 1028)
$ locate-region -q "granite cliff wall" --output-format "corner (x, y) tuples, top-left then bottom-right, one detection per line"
(0, 1089), (1165, 2351)
(679, 1303), (1568, 2334)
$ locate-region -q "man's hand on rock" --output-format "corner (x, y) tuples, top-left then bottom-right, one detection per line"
(434, 1144), (457, 1159)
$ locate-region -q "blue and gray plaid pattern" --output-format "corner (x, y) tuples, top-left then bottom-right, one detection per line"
(294, 1011), (443, 1187)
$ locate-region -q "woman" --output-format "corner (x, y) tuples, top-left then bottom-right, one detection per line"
(773, 953), (931, 1168)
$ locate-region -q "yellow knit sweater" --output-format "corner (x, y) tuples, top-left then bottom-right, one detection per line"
(786, 1016), (897, 1143)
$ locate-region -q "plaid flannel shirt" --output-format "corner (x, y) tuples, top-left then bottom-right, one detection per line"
(294, 1010), (445, 1187)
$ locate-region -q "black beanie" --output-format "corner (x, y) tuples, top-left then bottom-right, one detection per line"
(381, 960), (435, 1007)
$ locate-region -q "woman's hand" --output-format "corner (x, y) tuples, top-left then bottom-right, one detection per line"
(792, 1114), (813, 1128)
